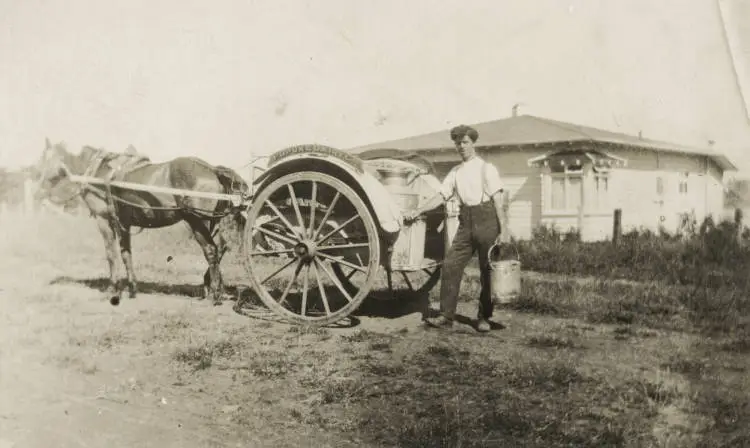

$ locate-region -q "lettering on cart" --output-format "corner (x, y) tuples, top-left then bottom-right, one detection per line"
(268, 146), (364, 173)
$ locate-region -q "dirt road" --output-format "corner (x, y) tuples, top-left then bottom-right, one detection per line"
(1, 212), (736, 447)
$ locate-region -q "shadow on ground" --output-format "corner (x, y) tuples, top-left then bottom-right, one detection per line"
(49, 276), (441, 326)
(50, 275), (244, 300)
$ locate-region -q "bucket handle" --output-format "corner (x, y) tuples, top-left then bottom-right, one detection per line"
(488, 242), (520, 263)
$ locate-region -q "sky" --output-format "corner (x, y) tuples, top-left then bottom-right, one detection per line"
(1, 0), (750, 175)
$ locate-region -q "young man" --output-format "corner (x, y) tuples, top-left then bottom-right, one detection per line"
(403, 124), (507, 332)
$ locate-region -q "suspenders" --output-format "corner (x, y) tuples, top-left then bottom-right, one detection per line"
(453, 160), (491, 206)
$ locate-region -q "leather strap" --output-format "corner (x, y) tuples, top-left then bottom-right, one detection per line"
(454, 159), (491, 206)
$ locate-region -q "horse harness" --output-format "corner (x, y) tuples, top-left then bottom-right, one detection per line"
(81, 150), (153, 236)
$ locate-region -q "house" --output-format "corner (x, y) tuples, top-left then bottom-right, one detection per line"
(349, 114), (737, 241)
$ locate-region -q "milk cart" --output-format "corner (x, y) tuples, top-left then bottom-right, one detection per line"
(61, 143), (453, 327)
(242, 144), (453, 326)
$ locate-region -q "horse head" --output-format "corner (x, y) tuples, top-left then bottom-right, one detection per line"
(35, 138), (75, 198)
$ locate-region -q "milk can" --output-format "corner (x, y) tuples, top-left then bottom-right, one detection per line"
(488, 243), (521, 304)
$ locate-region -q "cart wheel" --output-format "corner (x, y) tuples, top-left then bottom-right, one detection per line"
(244, 171), (380, 326)
(332, 262), (441, 301)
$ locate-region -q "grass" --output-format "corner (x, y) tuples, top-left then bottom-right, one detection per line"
(3, 211), (750, 447)
(172, 339), (239, 371)
(514, 221), (750, 290)
(526, 334), (581, 349)
(314, 343), (670, 447)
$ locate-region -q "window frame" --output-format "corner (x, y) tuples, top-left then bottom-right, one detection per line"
(678, 172), (689, 195)
(545, 166), (584, 214)
(590, 171), (610, 211)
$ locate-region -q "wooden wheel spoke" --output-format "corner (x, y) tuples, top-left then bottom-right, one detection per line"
(300, 264), (311, 316)
(316, 214), (359, 246)
(264, 199), (300, 238)
(317, 253), (367, 274)
(400, 272), (415, 291)
(317, 259), (353, 303)
(344, 267), (357, 280)
(308, 181), (317, 236)
(254, 225), (297, 246)
(245, 170), (380, 326)
(336, 265), (358, 281)
(249, 248), (296, 256)
(260, 257), (298, 285)
(316, 242), (370, 251)
(278, 262), (304, 308)
(257, 214), (281, 226)
(287, 184), (306, 234)
(311, 260), (331, 316)
(312, 192), (341, 240)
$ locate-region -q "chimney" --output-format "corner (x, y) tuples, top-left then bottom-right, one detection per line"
(638, 130), (643, 140)
(512, 103), (520, 117)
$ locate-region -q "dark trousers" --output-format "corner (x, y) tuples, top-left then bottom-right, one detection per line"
(439, 201), (500, 320)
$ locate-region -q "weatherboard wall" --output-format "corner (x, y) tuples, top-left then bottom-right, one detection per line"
(403, 144), (727, 241)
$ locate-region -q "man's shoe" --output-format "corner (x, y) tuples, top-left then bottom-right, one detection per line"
(425, 315), (454, 329)
(477, 318), (491, 333)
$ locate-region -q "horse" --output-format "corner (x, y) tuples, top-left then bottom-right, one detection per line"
(34, 138), (249, 306)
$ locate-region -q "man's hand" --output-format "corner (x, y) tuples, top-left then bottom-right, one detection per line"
(495, 231), (510, 246)
(402, 209), (422, 224)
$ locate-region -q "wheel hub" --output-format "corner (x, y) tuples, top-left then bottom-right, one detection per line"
(294, 240), (317, 262)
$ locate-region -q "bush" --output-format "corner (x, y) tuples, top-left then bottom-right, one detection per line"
(516, 218), (750, 289)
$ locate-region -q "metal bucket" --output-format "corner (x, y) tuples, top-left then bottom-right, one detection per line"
(488, 243), (521, 304)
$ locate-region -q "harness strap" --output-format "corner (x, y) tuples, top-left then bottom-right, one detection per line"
(454, 159), (492, 206)
(52, 149), (241, 222)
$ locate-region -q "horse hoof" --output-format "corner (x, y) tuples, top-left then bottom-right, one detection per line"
(110, 295), (121, 306)
(213, 300), (223, 307)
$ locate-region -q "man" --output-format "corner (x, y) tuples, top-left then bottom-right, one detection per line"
(403, 124), (507, 332)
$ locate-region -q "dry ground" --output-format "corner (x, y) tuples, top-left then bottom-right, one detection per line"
(0, 211), (747, 447)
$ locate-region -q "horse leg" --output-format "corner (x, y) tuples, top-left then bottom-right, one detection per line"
(118, 225), (137, 299)
(187, 218), (224, 306)
(203, 242), (229, 298)
(95, 216), (121, 304)
(203, 222), (231, 300)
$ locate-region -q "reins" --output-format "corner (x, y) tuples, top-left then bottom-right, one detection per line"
(38, 149), (248, 236)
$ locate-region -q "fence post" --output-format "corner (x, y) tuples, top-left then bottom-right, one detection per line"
(612, 208), (622, 246)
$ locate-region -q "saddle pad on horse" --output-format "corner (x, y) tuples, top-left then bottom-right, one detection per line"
(99, 152), (152, 181)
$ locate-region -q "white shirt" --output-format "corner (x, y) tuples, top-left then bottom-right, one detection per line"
(440, 156), (504, 206)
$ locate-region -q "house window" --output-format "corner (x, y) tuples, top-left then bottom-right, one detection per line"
(592, 173), (609, 209)
(548, 169), (583, 212)
(678, 173), (688, 194)
(656, 177), (664, 196)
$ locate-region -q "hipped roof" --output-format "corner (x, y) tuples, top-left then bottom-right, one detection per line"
(349, 114), (737, 171)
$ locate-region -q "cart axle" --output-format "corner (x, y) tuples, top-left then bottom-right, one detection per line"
(294, 241), (317, 262)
